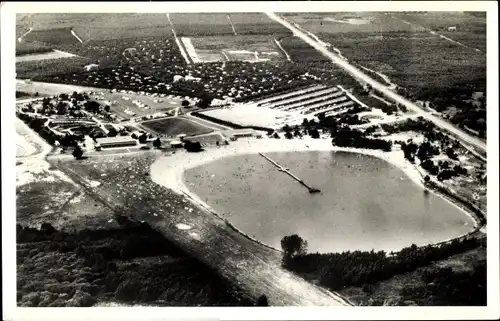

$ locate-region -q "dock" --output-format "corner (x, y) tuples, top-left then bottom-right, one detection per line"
(259, 152), (321, 194)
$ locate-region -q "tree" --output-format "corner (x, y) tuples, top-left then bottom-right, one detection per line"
(153, 137), (161, 149)
(138, 133), (148, 144)
(72, 146), (84, 160)
(446, 147), (458, 160)
(56, 102), (67, 115)
(196, 96), (213, 109)
(424, 175), (431, 183)
(184, 140), (202, 152)
(256, 295), (269, 306)
(281, 234), (308, 258)
(107, 128), (118, 137)
(181, 100), (190, 107)
(309, 128), (320, 139)
(284, 131), (293, 139)
(104, 105), (111, 112)
(272, 132), (280, 139)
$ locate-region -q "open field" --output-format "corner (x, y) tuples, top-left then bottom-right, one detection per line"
(279, 36), (330, 62)
(229, 13), (293, 36)
(188, 35), (283, 63)
(140, 117), (213, 137)
(390, 12), (486, 51)
(16, 50), (77, 63)
(282, 12), (424, 34)
(23, 28), (81, 46)
(17, 13), (172, 42)
(170, 13), (234, 37)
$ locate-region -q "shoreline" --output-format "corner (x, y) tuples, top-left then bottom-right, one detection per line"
(151, 137), (481, 253)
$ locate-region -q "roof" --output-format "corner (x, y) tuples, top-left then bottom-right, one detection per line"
(170, 140), (183, 145)
(96, 136), (137, 144)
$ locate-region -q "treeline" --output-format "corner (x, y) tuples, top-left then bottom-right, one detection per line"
(332, 127), (392, 151)
(283, 236), (484, 292)
(395, 83), (486, 137)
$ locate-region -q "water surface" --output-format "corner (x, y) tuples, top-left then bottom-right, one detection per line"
(184, 151), (474, 253)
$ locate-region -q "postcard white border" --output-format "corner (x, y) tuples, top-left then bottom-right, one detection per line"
(2, 2), (499, 321)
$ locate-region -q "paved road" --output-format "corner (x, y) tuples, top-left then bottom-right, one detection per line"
(265, 12), (487, 154)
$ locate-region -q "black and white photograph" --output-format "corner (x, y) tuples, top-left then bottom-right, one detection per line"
(2, 1), (499, 320)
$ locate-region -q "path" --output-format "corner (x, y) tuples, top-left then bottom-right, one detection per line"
(166, 13), (191, 65)
(274, 38), (292, 62)
(265, 12), (487, 155)
(227, 15), (237, 35)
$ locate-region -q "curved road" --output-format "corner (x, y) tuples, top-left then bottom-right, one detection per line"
(265, 12), (487, 154)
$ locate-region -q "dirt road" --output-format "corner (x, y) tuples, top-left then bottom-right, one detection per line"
(265, 12), (487, 155)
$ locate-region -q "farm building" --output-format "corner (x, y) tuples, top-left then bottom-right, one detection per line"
(96, 136), (138, 149)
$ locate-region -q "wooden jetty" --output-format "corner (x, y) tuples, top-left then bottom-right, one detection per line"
(259, 152), (321, 194)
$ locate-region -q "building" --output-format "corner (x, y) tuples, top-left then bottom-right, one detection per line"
(170, 140), (183, 148)
(223, 129), (263, 139)
(96, 136), (138, 149)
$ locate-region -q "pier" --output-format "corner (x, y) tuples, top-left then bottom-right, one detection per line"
(259, 152), (321, 194)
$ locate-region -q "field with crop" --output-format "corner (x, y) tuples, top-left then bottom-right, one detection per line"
(140, 117), (213, 137)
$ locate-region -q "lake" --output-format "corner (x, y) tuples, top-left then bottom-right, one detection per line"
(184, 151), (475, 253)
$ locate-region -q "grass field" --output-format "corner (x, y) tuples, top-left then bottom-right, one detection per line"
(140, 117), (213, 137)
(189, 35), (283, 62)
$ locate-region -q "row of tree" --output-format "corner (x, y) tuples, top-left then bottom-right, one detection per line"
(280, 234), (483, 291)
